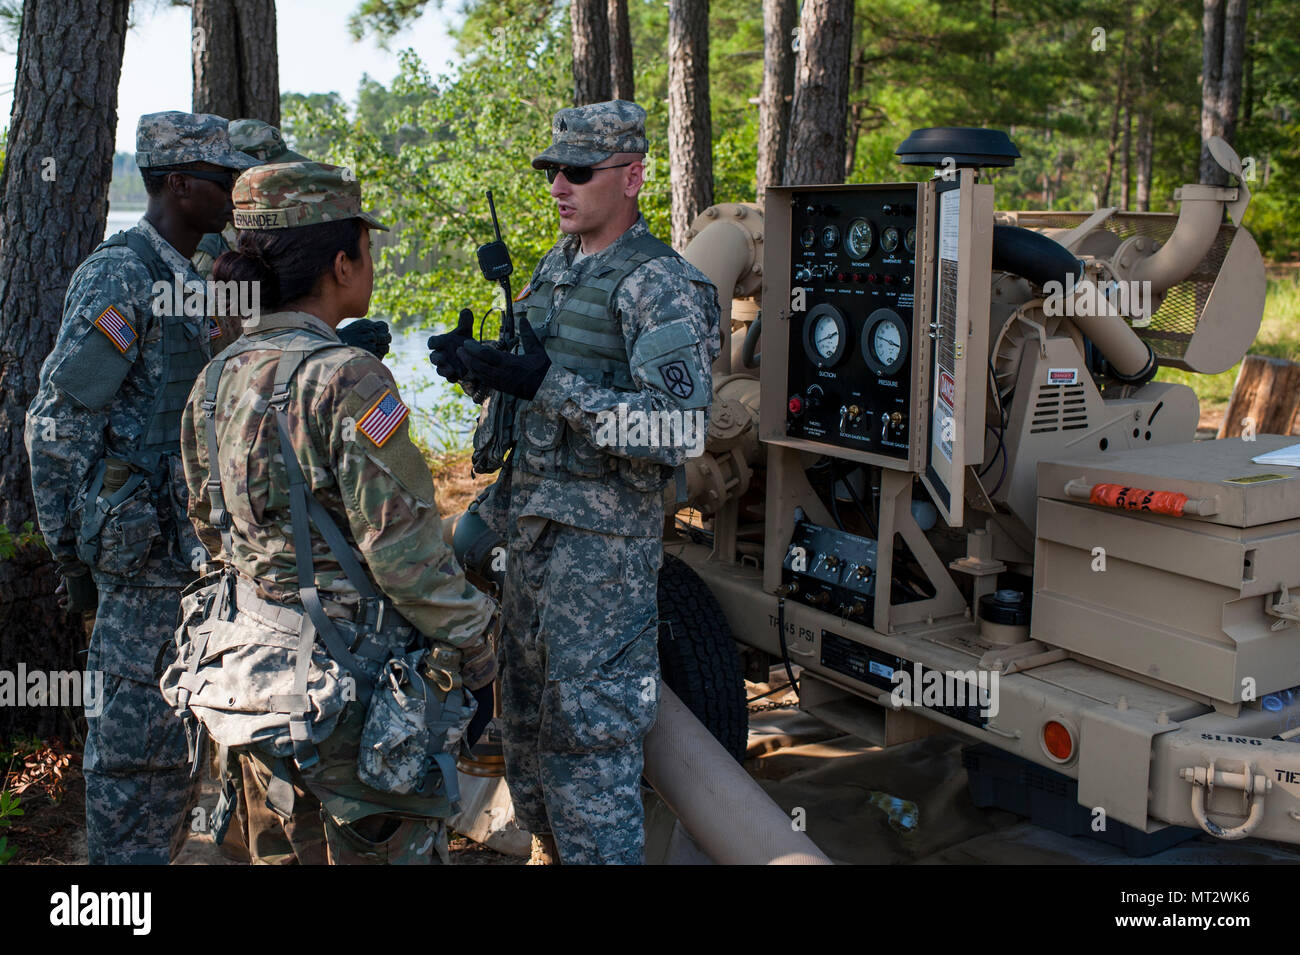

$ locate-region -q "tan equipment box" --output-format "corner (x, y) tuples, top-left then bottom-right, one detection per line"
(1034, 434), (1300, 705)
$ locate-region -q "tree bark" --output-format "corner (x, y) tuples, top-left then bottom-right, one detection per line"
(1100, 22), (1130, 207)
(608, 0), (634, 101)
(1218, 355), (1300, 438)
(0, 0), (129, 742)
(1120, 101), (1132, 209)
(668, 0), (712, 250)
(756, 0), (795, 198)
(192, 0), (280, 126)
(570, 0), (611, 105)
(1135, 33), (1154, 212)
(783, 0), (854, 185)
(1199, 0), (1248, 185)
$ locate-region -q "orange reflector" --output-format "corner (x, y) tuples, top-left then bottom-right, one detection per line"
(1043, 721), (1073, 760)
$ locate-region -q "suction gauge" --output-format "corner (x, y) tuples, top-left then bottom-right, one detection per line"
(802, 304), (848, 368)
(844, 219), (874, 259)
(861, 308), (909, 376)
(820, 225), (840, 250)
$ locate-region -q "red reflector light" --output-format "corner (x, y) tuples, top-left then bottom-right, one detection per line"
(1042, 721), (1073, 761)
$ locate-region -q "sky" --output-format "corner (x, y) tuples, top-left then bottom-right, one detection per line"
(0, 0), (462, 153)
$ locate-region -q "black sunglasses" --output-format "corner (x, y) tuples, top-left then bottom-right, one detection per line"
(544, 161), (636, 185)
(179, 170), (237, 191)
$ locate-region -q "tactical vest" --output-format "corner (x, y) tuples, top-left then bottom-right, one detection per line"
(511, 233), (681, 493)
(73, 231), (210, 576)
(91, 231), (211, 460)
(524, 232), (676, 391)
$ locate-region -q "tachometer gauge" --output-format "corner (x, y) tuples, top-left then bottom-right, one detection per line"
(820, 224), (840, 250)
(802, 304), (848, 368)
(903, 226), (916, 253)
(861, 308), (909, 376)
(844, 218), (874, 259)
(880, 226), (900, 254)
(799, 226), (817, 249)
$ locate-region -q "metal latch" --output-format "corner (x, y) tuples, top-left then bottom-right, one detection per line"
(1179, 759), (1272, 840)
(1267, 583), (1300, 631)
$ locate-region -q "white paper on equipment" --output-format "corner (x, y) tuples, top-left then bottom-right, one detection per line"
(1250, 443), (1300, 467)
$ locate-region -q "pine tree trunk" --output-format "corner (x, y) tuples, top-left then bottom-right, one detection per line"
(0, 0), (129, 742)
(756, 0), (796, 198)
(668, 0), (712, 249)
(571, 0), (611, 105)
(1100, 23), (1130, 207)
(1120, 102), (1132, 209)
(192, 0), (280, 126)
(609, 0), (635, 101)
(783, 0), (854, 185)
(1199, 0), (1248, 186)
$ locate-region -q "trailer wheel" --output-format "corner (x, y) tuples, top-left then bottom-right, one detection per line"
(656, 553), (748, 762)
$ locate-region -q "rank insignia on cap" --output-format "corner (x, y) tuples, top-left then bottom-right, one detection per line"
(208, 317), (222, 341)
(357, 389), (409, 447)
(93, 306), (136, 353)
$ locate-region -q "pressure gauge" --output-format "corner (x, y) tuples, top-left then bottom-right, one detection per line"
(881, 226), (900, 254)
(799, 226), (817, 249)
(802, 304), (848, 368)
(904, 226), (916, 253)
(861, 308), (909, 376)
(844, 218), (874, 259)
(820, 225), (840, 250)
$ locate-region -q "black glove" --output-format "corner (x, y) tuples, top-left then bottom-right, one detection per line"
(457, 317), (551, 401)
(338, 319), (392, 359)
(427, 309), (476, 383)
(58, 563), (98, 615)
(467, 682), (494, 749)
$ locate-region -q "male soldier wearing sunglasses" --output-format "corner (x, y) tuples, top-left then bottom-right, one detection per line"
(428, 100), (720, 864)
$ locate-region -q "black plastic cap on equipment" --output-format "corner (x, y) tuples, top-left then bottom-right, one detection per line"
(895, 127), (1021, 169)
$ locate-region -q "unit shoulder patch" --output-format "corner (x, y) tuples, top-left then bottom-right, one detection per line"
(93, 305), (136, 353)
(357, 388), (409, 447)
(658, 359), (695, 399)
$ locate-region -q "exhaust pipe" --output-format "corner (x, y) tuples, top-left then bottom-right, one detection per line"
(643, 683), (833, 865)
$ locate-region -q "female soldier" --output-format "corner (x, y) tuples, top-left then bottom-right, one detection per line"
(174, 162), (497, 865)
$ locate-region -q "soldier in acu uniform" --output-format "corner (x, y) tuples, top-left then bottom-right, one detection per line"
(23, 112), (260, 864)
(177, 162), (497, 864)
(428, 100), (721, 865)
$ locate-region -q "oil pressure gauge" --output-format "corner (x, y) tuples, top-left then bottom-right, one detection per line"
(803, 304), (848, 368)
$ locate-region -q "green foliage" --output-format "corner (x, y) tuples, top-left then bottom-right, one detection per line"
(0, 788), (21, 865)
(0, 522), (45, 561)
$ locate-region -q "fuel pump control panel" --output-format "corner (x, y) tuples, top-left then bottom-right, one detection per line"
(784, 186), (922, 463)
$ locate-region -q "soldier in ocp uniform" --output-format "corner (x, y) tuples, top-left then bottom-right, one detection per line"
(176, 162), (497, 864)
(193, 119), (391, 360)
(428, 101), (721, 864)
(24, 111), (260, 864)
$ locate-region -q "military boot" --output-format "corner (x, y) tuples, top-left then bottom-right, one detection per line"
(526, 833), (559, 865)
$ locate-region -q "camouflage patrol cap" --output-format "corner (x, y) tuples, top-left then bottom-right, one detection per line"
(228, 118), (309, 163)
(232, 161), (389, 231)
(135, 111), (261, 170)
(531, 100), (649, 169)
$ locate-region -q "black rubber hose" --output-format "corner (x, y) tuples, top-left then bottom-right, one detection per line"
(992, 225), (1083, 289)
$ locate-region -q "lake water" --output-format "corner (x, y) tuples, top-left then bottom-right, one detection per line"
(105, 208), (472, 449)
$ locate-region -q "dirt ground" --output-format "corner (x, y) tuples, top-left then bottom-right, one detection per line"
(10, 674), (1300, 866)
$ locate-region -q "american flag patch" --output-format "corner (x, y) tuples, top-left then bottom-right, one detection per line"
(208, 317), (222, 340)
(93, 306), (135, 353)
(357, 389), (409, 447)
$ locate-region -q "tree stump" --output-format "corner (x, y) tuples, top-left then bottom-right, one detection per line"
(1217, 355), (1300, 438)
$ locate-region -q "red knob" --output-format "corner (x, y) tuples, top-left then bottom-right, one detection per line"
(788, 396), (804, 416)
